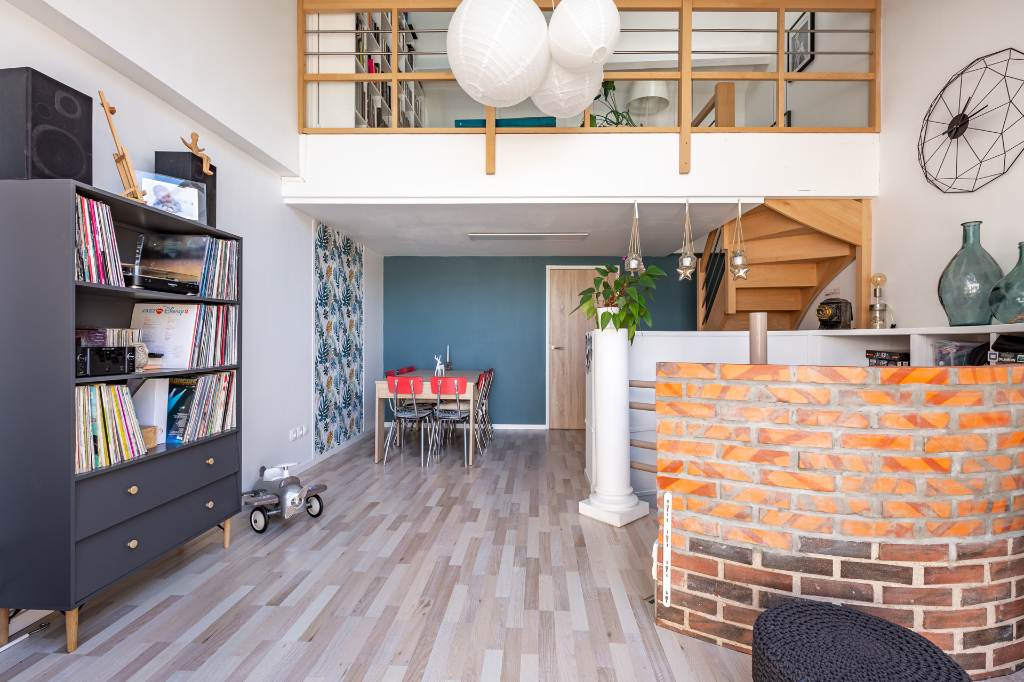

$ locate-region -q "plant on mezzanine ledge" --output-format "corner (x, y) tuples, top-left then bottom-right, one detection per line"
(572, 262), (665, 344)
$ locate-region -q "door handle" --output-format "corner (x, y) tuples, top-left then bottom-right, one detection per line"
(551, 346), (565, 350)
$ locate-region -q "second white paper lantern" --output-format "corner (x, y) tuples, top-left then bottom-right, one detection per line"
(530, 60), (604, 118)
(548, 0), (621, 73)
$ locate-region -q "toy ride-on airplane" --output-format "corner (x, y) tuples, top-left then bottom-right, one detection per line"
(241, 462), (327, 533)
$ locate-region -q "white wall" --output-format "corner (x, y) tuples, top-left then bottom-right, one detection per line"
(363, 247), (384, 430)
(7, 0), (300, 175)
(876, 0), (1024, 328)
(0, 1), (315, 487)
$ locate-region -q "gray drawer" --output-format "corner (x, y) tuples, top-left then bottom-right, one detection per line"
(75, 474), (238, 601)
(76, 433), (239, 541)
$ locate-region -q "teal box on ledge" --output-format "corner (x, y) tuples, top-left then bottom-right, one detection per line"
(455, 116), (556, 128)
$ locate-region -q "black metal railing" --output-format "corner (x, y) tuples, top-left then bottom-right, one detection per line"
(701, 229), (726, 327)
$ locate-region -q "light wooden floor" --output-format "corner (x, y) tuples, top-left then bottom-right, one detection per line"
(0, 430), (751, 681)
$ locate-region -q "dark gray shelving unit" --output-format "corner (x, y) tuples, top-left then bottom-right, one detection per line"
(0, 179), (242, 652)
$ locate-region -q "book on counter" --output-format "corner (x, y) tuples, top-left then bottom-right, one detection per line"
(76, 383), (148, 474)
(133, 234), (238, 300)
(129, 302), (237, 369)
(76, 327), (142, 347)
(75, 195), (125, 287)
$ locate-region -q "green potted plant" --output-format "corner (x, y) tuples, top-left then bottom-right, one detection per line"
(573, 262), (665, 343)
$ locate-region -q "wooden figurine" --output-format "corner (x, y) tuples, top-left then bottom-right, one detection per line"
(98, 91), (146, 203)
(181, 133), (214, 175)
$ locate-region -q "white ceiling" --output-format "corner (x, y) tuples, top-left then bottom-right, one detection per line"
(294, 201), (759, 256)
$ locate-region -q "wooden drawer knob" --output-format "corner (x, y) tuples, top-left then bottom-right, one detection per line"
(127, 486), (138, 495)
(206, 501), (215, 509)
(206, 458), (215, 465)
(127, 540), (138, 549)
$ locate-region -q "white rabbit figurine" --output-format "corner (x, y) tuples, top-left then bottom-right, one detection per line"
(434, 355), (445, 376)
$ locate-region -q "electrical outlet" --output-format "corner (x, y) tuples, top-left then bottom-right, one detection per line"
(289, 428), (297, 442)
(302, 424), (308, 436)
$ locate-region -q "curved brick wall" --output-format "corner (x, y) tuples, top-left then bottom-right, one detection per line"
(654, 363), (1024, 680)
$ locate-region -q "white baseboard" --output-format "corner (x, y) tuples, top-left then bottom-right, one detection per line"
(494, 424), (548, 430)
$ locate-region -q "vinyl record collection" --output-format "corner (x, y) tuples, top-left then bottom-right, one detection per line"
(178, 371), (236, 444)
(191, 305), (239, 368)
(75, 383), (148, 474)
(76, 327), (143, 346)
(199, 238), (238, 300)
(75, 195), (125, 286)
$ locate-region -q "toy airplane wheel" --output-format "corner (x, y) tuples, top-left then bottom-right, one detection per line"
(250, 507), (269, 533)
(306, 494), (324, 518)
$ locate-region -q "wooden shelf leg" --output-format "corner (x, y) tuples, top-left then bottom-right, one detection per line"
(1, 608), (9, 646)
(223, 518), (231, 549)
(66, 607), (78, 652)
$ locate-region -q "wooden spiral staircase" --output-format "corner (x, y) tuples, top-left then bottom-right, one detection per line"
(697, 199), (872, 331)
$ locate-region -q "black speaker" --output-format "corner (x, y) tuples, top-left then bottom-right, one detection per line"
(155, 151), (216, 228)
(0, 67), (92, 184)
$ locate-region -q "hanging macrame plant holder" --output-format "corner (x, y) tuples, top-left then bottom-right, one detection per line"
(624, 200), (645, 275)
(677, 199), (696, 281)
(729, 199), (749, 281)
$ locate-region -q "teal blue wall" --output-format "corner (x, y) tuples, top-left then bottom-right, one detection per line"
(383, 256), (697, 425)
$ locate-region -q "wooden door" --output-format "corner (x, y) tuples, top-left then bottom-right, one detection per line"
(549, 268), (597, 429)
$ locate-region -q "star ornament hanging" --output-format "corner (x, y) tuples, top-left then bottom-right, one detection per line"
(729, 250), (749, 281)
(918, 48), (1024, 193)
(677, 252), (696, 280)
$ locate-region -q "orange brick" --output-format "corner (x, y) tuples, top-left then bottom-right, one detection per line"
(686, 498), (752, 521)
(881, 456), (951, 473)
(658, 363), (717, 379)
(798, 495), (872, 515)
(883, 501), (952, 518)
(924, 434), (988, 452)
(658, 439), (716, 457)
(957, 366), (1009, 384)
(960, 411), (1012, 429)
(1016, 496), (1024, 512)
(687, 384), (751, 400)
(657, 476), (717, 497)
(994, 388), (1024, 404)
(655, 382), (685, 397)
(722, 484), (791, 508)
(881, 368), (950, 385)
(839, 389), (913, 406)
(963, 456), (1016, 473)
(720, 524), (792, 549)
(760, 428), (832, 448)
(994, 517), (1024, 534)
(687, 424), (751, 441)
(1014, 366), (1024, 383)
(796, 410), (869, 428)
(799, 453), (872, 472)
(958, 499), (1008, 516)
(722, 445), (791, 466)
(997, 431), (1024, 450)
(1000, 474), (1024, 492)
(762, 470), (834, 492)
(762, 386), (831, 404)
(841, 520), (914, 538)
(796, 366), (868, 384)
(879, 412), (951, 430)
(656, 401), (715, 418)
(760, 510), (833, 533)
(925, 521), (984, 537)
(720, 405), (790, 424)
(843, 476), (916, 495)
(721, 364), (791, 381)
(658, 458), (686, 474)
(842, 434), (913, 451)
(925, 390), (984, 407)
(688, 461), (753, 483)
(926, 478), (984, 496)
(678, 516), (719, 536)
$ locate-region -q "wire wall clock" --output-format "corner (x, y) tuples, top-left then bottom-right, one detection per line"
(918, 48), (1024, 193)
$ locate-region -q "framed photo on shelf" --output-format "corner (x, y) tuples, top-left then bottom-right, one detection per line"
(137, 170), (208, 224)
(787, 12), (815, 73)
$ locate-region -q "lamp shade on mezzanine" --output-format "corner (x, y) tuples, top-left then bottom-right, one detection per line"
(626, 80), (670, 118)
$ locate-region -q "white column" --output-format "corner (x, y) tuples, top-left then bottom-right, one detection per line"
(579, 312), (650, 527)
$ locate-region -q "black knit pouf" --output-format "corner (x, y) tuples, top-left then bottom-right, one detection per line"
(752, 601), (970, 682)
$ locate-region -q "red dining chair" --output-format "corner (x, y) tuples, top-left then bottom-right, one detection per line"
(385, 375), (433, 467)
(430, 375), (470, 466)
(472, 372), (490, 454)
(400, 366), (415, 374)
(385, 370), (397, 378)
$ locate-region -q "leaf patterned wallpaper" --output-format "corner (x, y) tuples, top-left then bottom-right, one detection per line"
(314, 223), (364, 455)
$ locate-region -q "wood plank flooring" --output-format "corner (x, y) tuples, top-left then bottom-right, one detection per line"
(1, 431), (776, 680)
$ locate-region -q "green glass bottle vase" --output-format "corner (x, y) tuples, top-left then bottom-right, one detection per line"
(990, 242), (1024, 324)
(937, 221), (1003, 326)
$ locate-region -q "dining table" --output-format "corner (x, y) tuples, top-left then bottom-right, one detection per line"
(374, 369), (485, 466)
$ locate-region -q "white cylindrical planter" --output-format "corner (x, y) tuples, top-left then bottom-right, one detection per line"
(579, 307), (650, 527)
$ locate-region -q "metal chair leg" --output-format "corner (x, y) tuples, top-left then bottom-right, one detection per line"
(420, 417), (426, 467)
(383, 417), (398, 466)
(463, 420), (468, 467)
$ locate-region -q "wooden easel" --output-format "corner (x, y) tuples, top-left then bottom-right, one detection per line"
(98, 91), (146, 203)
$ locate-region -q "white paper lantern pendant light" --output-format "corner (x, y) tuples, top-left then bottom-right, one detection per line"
(531, 60), (603, 118)
(447, 0), (551, 108)
(548, 0), (621, 73)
